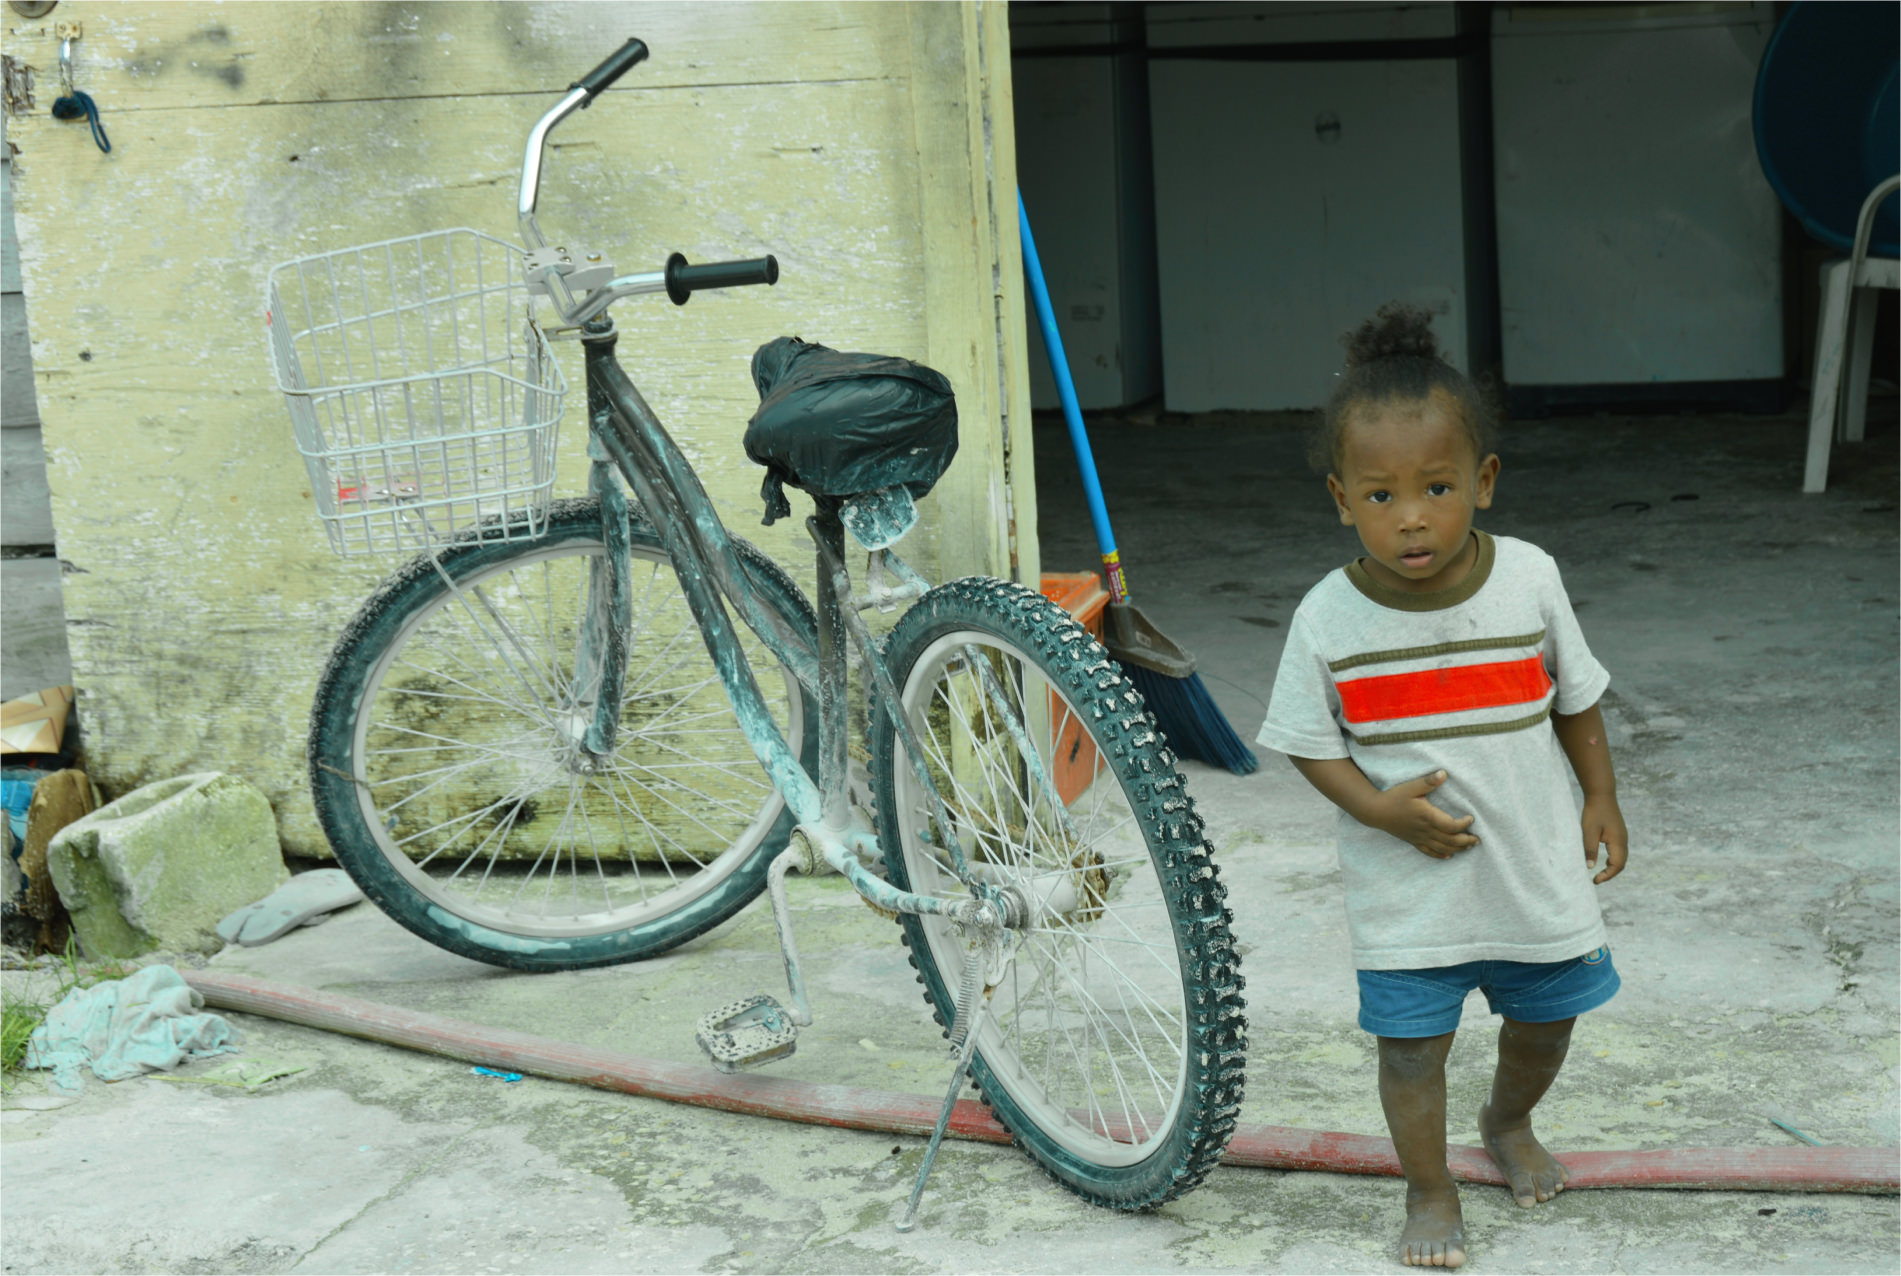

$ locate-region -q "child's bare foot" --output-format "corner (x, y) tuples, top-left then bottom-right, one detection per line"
(1399, 1184), (1467, 1267)
(1479, 1102), (1569, 1206)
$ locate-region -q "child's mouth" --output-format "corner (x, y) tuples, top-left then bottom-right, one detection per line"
(1399, 548), (1434, 568)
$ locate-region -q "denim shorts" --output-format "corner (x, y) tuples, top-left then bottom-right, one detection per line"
(1356, 946), (1619, 1038)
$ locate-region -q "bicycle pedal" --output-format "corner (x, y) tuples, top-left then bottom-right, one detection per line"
(696, 994), (799, 1073)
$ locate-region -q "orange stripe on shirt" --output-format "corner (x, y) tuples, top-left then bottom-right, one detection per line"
(1335, 656), (1553, 724)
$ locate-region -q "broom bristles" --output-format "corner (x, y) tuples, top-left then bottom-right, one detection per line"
(1122, 665), (1259, 775)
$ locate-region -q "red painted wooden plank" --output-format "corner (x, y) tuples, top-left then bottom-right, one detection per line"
(185, 970), (1899, 1195)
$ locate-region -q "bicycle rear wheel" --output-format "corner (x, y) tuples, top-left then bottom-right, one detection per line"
(869, 577), (1247, 1208)
(309, 496), (816, 970)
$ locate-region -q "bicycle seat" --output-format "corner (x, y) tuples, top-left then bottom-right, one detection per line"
(744, 337), (958, 525)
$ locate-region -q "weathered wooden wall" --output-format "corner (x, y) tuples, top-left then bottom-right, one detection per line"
(2, 1), (1035, 854)
(3, 107), (74, 704)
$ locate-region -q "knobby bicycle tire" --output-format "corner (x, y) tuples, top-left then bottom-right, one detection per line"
(868, 576), (1247, 1209)
(309, 497), (818, 971)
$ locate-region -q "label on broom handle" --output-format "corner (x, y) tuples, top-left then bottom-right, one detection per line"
(1100, 551), (1129, 605)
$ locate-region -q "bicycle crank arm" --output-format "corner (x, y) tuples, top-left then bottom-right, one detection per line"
(694, 838), (824, 1071)
(699, 828), (1011, 1076)
(766, 840), (820, 1028)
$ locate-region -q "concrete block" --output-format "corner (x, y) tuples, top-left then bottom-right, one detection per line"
(47, 773), (288, 959)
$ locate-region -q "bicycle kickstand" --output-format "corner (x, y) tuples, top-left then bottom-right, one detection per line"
(896, 930), (998, 1232)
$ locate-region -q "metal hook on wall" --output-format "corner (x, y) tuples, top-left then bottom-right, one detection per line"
(49, 20), (110, 154)
(57, 23), (76, 93)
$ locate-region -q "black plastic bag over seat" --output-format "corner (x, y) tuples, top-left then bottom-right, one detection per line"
(744, 337), (957, 525)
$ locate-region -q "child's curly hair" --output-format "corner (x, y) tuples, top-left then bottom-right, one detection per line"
(1307, 302), (1497, 475)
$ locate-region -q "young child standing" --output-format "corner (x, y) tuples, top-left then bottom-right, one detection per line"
(1257, 303), (1629, 1269)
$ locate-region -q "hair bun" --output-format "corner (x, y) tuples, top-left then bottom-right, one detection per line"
(1341, 301), (1440, 369)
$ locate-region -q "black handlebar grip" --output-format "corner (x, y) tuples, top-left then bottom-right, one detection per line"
(664, 253), (781, 306)
(571, 39), (649, 100)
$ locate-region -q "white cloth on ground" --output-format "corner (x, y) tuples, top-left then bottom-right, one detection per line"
(23, 964), (240, 1091)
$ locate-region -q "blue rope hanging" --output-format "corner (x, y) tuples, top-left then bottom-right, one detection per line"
(50, 90), (111, 153)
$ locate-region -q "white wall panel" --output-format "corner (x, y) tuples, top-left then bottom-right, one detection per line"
(1150, 57), (1469, 410)
(1492, 4), (1781, 386)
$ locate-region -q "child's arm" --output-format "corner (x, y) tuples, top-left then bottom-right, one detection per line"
(1550, 700), (1628, 884)
(1288, 756), (1479, 859)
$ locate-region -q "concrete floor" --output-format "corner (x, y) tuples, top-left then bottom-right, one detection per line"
(3, 402), (1897, 1274)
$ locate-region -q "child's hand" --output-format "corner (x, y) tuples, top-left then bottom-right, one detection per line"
(1371, 770), (1478, 860)
(1582, 794), (1628, 884)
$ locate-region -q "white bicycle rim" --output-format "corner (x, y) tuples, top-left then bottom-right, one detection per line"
(891, 628), (1192, 1167)
(345, 538), (801, 938)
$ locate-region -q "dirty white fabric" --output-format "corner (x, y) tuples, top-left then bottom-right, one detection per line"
(216, 868), (363, 946)
(23, 964), (239, 1091)
(1257, 531), (1611, 970)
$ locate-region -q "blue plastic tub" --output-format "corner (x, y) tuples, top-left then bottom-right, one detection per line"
(1753, 1), (1899, 257)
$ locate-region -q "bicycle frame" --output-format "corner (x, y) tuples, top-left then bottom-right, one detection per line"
(569, 320), (997, 930)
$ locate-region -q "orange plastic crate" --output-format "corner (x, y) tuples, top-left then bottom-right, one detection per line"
(1039, 572), (1110, 804)
(1039, 571), (1109, 638)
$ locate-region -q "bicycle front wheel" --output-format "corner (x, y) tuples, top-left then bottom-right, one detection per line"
(309, 497), (816, 970)
(869, 577), (1247, 1209)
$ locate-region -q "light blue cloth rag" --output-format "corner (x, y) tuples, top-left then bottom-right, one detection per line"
(23, 964), (240, 1092)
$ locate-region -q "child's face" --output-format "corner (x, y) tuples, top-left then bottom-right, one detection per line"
(1325, 390), (1499, 593)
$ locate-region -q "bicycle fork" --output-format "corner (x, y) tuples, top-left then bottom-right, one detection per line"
(569, 438), (634, 761)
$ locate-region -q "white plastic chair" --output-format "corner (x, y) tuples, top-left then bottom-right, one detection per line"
(1803, 174), (1900, 493)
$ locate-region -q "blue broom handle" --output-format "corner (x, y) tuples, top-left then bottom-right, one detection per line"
(1018, 192), (1129, 603)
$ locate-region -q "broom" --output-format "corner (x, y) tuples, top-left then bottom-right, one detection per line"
(1018, 192), (1258, 775)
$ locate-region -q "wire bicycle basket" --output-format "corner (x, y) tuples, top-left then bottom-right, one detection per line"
(266, 228), (566, 555)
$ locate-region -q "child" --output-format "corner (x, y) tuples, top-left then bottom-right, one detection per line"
(1256, 303), (1628, 1269)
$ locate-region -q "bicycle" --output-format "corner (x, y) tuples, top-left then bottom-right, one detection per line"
(267, 40), (1246, 1228)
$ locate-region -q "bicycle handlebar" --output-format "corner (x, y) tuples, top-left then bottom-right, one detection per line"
(518, 42), (780, 321)
(666, 253), (779, 306)
(517, 39), (650, 248)
(517, 88), (588, 248)
(570, 38), (648, 99)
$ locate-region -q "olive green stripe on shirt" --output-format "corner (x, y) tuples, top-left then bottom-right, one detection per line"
(1349, 705), (1553, 747)
(1326, 630), (1548, 674)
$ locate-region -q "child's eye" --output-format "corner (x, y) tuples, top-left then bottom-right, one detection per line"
(1428, 483), (1452, 497)
(1367, 491), (1391, 504)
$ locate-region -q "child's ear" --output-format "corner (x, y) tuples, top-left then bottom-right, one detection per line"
(1325, 473), (1355, 525)
(1474, 453), (1500, 510)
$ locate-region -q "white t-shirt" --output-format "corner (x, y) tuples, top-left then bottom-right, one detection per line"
(1256, 531), (1611, 970)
